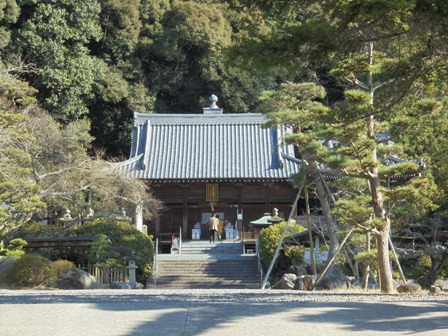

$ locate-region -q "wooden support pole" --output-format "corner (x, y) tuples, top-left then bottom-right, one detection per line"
(312, 228), (354, 290)
(261, 179), (305, 289)
(304, 183), (316, 276)
(389, 235), (407, 284)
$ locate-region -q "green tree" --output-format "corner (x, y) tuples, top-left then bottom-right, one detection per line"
(12, 0), (103, 120)
(76, 219), (154, 282)
(0, 237), (27, 256)
(259, 82), (340, 265)
(0, 0), (20, 48)
(231, 0), (448, 293)
(0, 64), (44, 235)
(88, 0), (152, 156)
(0, 60), (162, 237)
(138, 0), (277, 114)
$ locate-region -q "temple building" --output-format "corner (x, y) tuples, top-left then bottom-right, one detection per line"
(116, 95), (302, 241)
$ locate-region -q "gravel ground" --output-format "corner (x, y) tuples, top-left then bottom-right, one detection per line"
(1, 288), (448, 303)
(2, 289), (448, 336)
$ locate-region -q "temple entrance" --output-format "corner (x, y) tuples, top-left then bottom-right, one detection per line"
(148, 202), (299, 242)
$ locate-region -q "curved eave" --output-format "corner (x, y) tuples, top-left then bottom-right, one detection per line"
(147, 177), (295, 185)
(111, 154), (144, 176)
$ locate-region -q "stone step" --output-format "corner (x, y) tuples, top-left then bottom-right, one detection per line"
(157, 268), (258, 274)
(157, 266), (258, 274)
(153, 240), (260, 289)
(156, 261), (257, 273)
(179, 243), (244, 254)
(151, 281), (260, 289)
(157, 266), (257, 274)
(155, 274), (259, 281)
(157, 254), (256, 261)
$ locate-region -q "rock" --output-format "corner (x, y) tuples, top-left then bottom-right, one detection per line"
(278, 273), (297, 290)
(434, 279), (448, 292)
(397, 282), (421, 293)
(294, 263), (311, 276)
(316, 263), (344, 276)
(0, 256), (18, 288)
(429, 285), (442, 294)
(318, 275), (352, 290)
(57, 269), (100, 290)
(294, 277), (304, 290)
(302, 275), (314, 291)
(111, 282), (132, 289)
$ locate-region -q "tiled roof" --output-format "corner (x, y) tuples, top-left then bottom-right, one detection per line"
(114, 112), (301, 182)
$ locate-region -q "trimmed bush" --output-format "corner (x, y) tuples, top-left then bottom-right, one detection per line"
(258, 222), (306, 271)
(10, 255), (52, 288)
(0, 238), (27, 257)
(46, 259), (76, 288)
(75, 219), (154, 283)
(51, 259), (76, 278)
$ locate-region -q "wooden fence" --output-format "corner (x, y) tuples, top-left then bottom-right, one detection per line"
(77, 264), (126, 284)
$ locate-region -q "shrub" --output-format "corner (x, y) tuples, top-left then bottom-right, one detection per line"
(7, 238), (28, 250)
(258, 222), (306, 271)
(45, 259), (76, 288)
(51, 259), (76, 278)
(10, 255), (52, 288)
(0, 238), (27, 257)
(75, 219), (154, 283)
(1, 249), (25, 257)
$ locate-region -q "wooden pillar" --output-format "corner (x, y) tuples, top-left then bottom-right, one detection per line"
(264, 183), (272, 212)
(181, 185), (189, 239)
(155, 217), (160, 237)
(236, 183), (243, 237)
(236, 183), (243, 210)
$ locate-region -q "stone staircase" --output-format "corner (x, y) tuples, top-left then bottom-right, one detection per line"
(152, 241), (261, 289)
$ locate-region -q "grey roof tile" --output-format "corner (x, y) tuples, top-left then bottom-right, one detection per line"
(115, 112), (301, 182)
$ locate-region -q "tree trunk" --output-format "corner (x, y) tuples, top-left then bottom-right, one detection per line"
(366, 46), (394, 292)
(369, 174), (394, 293)
(309, 160), (340, 268)
(368, 149), (393, 292)
(375, 229), (393, 293)
(418, 253), (448, 289)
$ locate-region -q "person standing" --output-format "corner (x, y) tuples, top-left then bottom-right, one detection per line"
(216, 215), (223, 240)
(209, 214), (219, 243)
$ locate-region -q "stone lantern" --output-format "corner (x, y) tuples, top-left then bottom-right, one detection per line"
(124, 254), (141, 289)
(268, 208), (284, 224)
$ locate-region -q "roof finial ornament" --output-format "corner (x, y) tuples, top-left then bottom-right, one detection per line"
(210, 94), (219, 108)
(203, 94), (223, 114)
(269, 208), (283, 224)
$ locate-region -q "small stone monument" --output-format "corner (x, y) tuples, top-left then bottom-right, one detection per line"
(124, 254), (141, 289)
(60, 208), (73, 221)
(86, 208), (94, 218)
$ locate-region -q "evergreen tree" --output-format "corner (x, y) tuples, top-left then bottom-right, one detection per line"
(259, 82), (340, 266)
(12, 0), (103, 120)
(232, 0), (446, 292)
(0, 63), (44, 235)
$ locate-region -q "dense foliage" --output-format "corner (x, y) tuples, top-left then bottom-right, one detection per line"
(231, 0), (448, 291)
(258, 222), (305, 273)
(9, 254), (53, 287)
(10, 219), (155, 283)
(1, 0), (448, 290)
(9, 254), (75, 288)
(2, 0), (287, 156)
(72, 219), (154, 282)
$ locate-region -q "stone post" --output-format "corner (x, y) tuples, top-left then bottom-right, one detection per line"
(124, 255), (140, 289)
